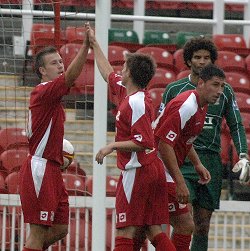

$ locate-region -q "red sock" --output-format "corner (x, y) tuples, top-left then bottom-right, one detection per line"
(23, 248), (42, 251)
(114, 236), (134, 251)
(172, 233), (191, 251)
(151, 232), (176, 251)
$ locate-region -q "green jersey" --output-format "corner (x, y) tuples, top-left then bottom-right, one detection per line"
(160, 76), (248, 155)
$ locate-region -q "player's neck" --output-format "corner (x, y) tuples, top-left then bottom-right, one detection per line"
(126, 83), (140, 96)
(190, 73), (199, 85)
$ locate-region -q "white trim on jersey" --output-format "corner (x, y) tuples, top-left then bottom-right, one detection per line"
(31, 156), (47, 197)
(122, 168), (136, 203)
(34, 119), (53, 157)
(27, 110), (32, 139)
(125, 152), (141, 170)
(129, 92), (145, 126)
(179, 92), (198, 129)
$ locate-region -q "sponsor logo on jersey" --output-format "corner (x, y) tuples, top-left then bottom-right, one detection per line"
(134, 134), (142, 142)
(203, 116), (214, 129)
(166, 130), (177, 141)
(40, 211), (48, 221)
(118, 213), (126, 222)
(168, 203), (176, 212)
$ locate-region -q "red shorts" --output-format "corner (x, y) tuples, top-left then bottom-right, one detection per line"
(19, 155), (69, 226)
(115, 158), (169, 228)
(168, 182), (189, 216)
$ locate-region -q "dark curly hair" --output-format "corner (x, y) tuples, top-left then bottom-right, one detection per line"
(183, 37), (218, 68)
(125, 53), (156, 89)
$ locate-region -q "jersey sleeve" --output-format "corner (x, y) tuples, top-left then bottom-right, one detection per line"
(35, 74), (69, 104)
(224, 84), (248, 155)
(108, 72), (127, 106)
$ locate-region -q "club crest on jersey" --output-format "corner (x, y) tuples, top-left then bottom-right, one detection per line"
(118, 213), (126, 222)
(168, 203), (176, 212)
(166, 130), (177, 141)
(134, 134), (142, 142)
(40, 211), (48, 221)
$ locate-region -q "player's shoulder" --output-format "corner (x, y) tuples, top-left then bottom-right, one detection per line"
(165, 77), (191, 91)
(223, 82), (235, 97)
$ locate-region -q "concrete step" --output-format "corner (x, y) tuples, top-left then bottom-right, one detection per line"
(0, 85), (32, 97)
(0, 75), (23, 87)
(0, 97), (29, 107)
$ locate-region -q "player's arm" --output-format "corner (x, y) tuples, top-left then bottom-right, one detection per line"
(65, 23), (90, 87)
(95, 141), (145, 165)
(158, 140), (190, 204)
(86, 24), (113, 82)
(187, 146), (211, 184)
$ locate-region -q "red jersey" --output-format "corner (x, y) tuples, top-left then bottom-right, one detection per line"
(108, 72), (157, 170)
(26, 74), (70, 165)
(154, 90), (207, 167)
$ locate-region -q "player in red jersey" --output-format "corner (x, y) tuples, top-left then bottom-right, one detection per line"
(19, 24), (90, 251)
(153, 64), (225, 251)
(86, 24), (176, 251)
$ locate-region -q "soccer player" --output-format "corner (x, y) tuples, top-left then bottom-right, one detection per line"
(19, 24), (90, 251)
(160, 37), (248, 251)
(86, 25), (176, 251)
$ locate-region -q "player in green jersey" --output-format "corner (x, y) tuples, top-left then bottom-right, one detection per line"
(160, 37), (248, 251)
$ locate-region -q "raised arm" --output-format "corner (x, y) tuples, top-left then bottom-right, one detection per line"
(86, 24), (114, 82)
(65, 23), (90, 87)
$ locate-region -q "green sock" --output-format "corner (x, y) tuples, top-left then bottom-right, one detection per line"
(191, 234), (208, 251)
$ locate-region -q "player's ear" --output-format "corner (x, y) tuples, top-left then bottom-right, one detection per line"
(39, 66), (46, 76)
(197, 79), (204, 87)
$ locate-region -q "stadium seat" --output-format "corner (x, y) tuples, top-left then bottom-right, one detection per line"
(109, 28), (139, 44)
(30, 23), (67, 56)
(136, 46), (175, 71)
(245, 54), (250, 73)
(0, 172), (7, 194)
(213, 34), (250, 57)
(240, 112), (250, 132)
(65, 26), (86, 44)
(234, 92), (250, 112)
(86, 175), (118, 197)
(143, 30), (173, 45)
(0, 149), (28, 174)
(216, 51), (246, 73)
(66, 160), (86, 177)
(148, 88), (165, 118)
(62, 173), (89, 196)
(175, 31), (206, 48)
(0, 128), (28, 155)
(147, 68), (176, 90)
(225, 72), (250, 93)
(5, 171), (19, 194)
(176, 70), (191, 80)
(173, 49), (189, 72)
(108, 45), (129, 66)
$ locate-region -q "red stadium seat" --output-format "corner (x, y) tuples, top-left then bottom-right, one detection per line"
(65, 26), (86, 44)
(86, 175), (118, 197)
(0, 172), (7, 194)
(5, 172), (19, 194)
(148, 88), (165, 118)
(136, 46), (175, 71)
(0, 149), (28, 174)
(108, 45), (129, 66)
(240, 112), (250, 132)
(176, 70), (191, 80)
(66, 160), (86, 177)
(30, 23), (67, 56)
(216, 51), (246, 73)
(225, 72), (250, 93)
(234, 92), (250, 112)
(62, 173), (89, 196)
(245, 54), (250, 73)
(0, 128), (28, 155)
(173, 49), (189, 72)
(147, 68), (176, 90)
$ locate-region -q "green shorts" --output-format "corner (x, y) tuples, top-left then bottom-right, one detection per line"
(181, 151), (223, 211)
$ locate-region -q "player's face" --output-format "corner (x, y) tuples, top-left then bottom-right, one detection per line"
(202, 76), (225, 104)
(40, 52), (65, 81)
(189, 50), (212, 76)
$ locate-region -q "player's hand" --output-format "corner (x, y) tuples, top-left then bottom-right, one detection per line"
(194, 164), (211, 184)
(83, 22), (91, 47)
(232, 157), (250, 183)
(85, 23), (96, 46)
(176, 182), (190, 204)
(95, 144), (114, 165)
